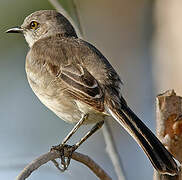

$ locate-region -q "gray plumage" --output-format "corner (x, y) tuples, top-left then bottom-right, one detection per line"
(7, 10), (179, 175)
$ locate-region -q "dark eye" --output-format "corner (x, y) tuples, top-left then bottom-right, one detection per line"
(30, 21), (39, 30)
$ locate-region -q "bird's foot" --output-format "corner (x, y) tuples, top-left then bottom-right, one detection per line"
(51, 144), (77, 171)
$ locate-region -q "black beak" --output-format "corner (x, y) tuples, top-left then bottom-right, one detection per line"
(6, 26), (23, 34)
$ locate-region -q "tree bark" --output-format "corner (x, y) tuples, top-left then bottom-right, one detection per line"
(154, 90), (182, 180)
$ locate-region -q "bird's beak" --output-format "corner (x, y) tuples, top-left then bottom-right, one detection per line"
(6, 26), (23, 34)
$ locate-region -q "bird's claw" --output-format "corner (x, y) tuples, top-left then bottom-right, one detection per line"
(51, 144), (77, 171)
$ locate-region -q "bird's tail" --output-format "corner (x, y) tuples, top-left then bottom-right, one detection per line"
(106, 96), (179, 175)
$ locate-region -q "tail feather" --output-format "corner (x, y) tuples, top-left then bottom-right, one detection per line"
(106, 98), (179, 175)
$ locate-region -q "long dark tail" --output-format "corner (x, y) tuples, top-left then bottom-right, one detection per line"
(106, 97), (179, 175)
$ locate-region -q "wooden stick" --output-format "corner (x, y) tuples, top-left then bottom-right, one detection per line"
(154, 90), (182, 180)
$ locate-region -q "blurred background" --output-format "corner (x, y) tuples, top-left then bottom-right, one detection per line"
(0, 0), (181, 179)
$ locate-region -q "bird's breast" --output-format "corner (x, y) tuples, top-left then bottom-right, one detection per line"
(26, 68), (107, 124)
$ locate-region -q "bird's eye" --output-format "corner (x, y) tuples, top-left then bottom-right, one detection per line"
(30, 21), (39, 30)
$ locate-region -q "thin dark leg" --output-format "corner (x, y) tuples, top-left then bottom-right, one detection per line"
(52, 117), (104, 171)
(74, 121), (104, 150)
(61, 114), (88, 145)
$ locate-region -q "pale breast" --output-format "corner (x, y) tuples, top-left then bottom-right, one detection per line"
(27, 74), (108, 124)
(27, 73), (83, 123)
(25, 48), (108, 124)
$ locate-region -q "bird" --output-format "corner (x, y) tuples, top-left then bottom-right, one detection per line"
(6, 10), (179, 175)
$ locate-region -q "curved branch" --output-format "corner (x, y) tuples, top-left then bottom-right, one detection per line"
(16, 150), (112, 180)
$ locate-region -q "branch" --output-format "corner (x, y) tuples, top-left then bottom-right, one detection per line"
(154, 90), (182, 180)
(48, 0), (126, 179)
(67, 1), (126, 179)
(16, 149), (112, 180)
(69, 0), (84, 36)
(48, 0), (82, 37)
(102, 121), (126, 180)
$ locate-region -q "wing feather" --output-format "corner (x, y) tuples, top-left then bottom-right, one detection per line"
(30, 36), (110, 112)
(60, 64), (104, 112)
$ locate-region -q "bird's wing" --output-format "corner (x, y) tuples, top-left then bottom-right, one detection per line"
(30, 36), (105, 112)
(59, 63), (105, 112)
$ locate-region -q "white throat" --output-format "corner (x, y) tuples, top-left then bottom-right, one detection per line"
(24, 33), (36, 48)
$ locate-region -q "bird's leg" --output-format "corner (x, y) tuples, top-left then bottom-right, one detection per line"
(52, 114), (88, 149)
(62, 114), (88, 145)
(74, 120), (104, 150)
(65, 121), (105, 170)
(51, 114), (88, 170)
(59, 121), (105, 171)
(51, 118), (104, 171)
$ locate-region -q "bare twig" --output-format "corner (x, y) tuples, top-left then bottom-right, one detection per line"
(16, 150), (111, 180)
(48, 0), (82, 37)
(154, 90), (182, 180)
(68, 2), (126, 179)
(48, 0), (70, 19)
(71, 0), (84, 36)
(48, 0), (126, 179)
(102, 121), (126, 180)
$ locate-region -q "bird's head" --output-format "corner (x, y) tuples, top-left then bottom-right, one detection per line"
(6, 10), (77, 47)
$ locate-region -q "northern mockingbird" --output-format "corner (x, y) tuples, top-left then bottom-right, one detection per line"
(6, 10), (179, 175)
